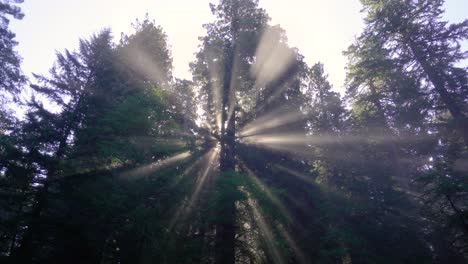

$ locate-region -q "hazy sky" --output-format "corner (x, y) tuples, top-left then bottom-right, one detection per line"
(10, 0), (468, 94)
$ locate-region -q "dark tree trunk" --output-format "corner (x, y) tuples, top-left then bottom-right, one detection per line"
(215, 56), (237, 264)
(215, 9), (239, 261)
(406, 40), (468, 145)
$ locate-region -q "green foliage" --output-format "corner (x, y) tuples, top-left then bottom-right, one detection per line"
(0, 0), (26, 96)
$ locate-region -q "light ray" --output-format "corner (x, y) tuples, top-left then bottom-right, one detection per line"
(169, 151), (210, 187)
(121, 44), (166, 87)
(240, 133), (316, 157)
(274, 164), (316, 186)
(226, 46), (241, 123)
(169, 148), (219, 229)
(242, 133), (306, 145)
(239, 109), (305, 137)
(120, 151), (192, 179)
(241, 133), (432, 148)
(251, 27), (295, 89)
(205, 50), (224, 132)
(249, 26), (298, 114)
(240, 162), (307, 263)
(187, 147), (219, 209)
(238, 160), (293, 222)
(244, 190), (286, 264)
(277, 225), (308, 264)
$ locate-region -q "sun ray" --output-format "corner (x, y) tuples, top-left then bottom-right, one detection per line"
(240, 132), (431, 153)
(120, 151), (192, 179)
(277, 224), (308, 264)
(187, 147), (219, 209)
(244, 190), (286, 264)
(121, 43), (167, 87)
(239, 160), (308, 263)
(210, 65), (223, 131)
(239, 109), (305, 138)
(169, 150), (211, 187)
(274, 164), (316, 186)
(168, 147), (219, 229)
(251, 27), (295, 89)
(238, 160), (293, 222)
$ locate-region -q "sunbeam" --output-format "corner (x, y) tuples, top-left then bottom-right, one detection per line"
(241, 133), (310, 146)
(241, 132), (431, 150)
(120, 151), (192, 179)
(239, 161), (308, 264)
(238, 160), (293, 222)
(277, 225), (308, 264)
(239, 109), (305, 137)
(187, 147), (219, 209)
(169, 151), (210, 187)
(274, 164), (316, 186)
(207, 51), (224, 131)
(251, 27), (295, 89)
(168, 148), (219, 229)
(121, 43), (167, 87)
(239, 133), (315, 157)
(245, 191), (285, 264)
(225, 47), (241, 123)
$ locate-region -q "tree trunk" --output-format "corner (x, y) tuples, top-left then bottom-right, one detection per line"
(406, 40), (468, 145)
(215, 6), (239, 260)
(215, 49), (237, 264)
(214, 3), (242, 262)
(216, 108), (236, 264)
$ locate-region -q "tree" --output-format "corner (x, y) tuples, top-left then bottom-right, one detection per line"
(118, 15), (173, 90)
(345, 0), (468, 260)
(305, 62), (345, 135)
(358, 0), (468, 144)
(0, 0), (25, 97)
(191, 1), (310, 262)
(9, 30), (116, 263)
(5, 21), (192, 263)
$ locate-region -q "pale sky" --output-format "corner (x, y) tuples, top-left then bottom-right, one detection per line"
(9, 0), (468, 94)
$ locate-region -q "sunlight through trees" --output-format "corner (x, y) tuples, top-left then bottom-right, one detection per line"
(0, 0), (467, 263)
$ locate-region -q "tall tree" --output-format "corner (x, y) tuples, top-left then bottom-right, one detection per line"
(0, 0), (25, 97)
(346, 0), (468, 260)
(358, 0), (468, 144)
(191, 1), (309, 262)
(10, 30), (116, 263)
(192, 1), (269, 262)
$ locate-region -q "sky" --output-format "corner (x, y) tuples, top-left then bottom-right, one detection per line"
(9, 0), (468, 95)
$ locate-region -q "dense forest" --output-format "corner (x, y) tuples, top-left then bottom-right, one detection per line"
(0, 0), (467, 263)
